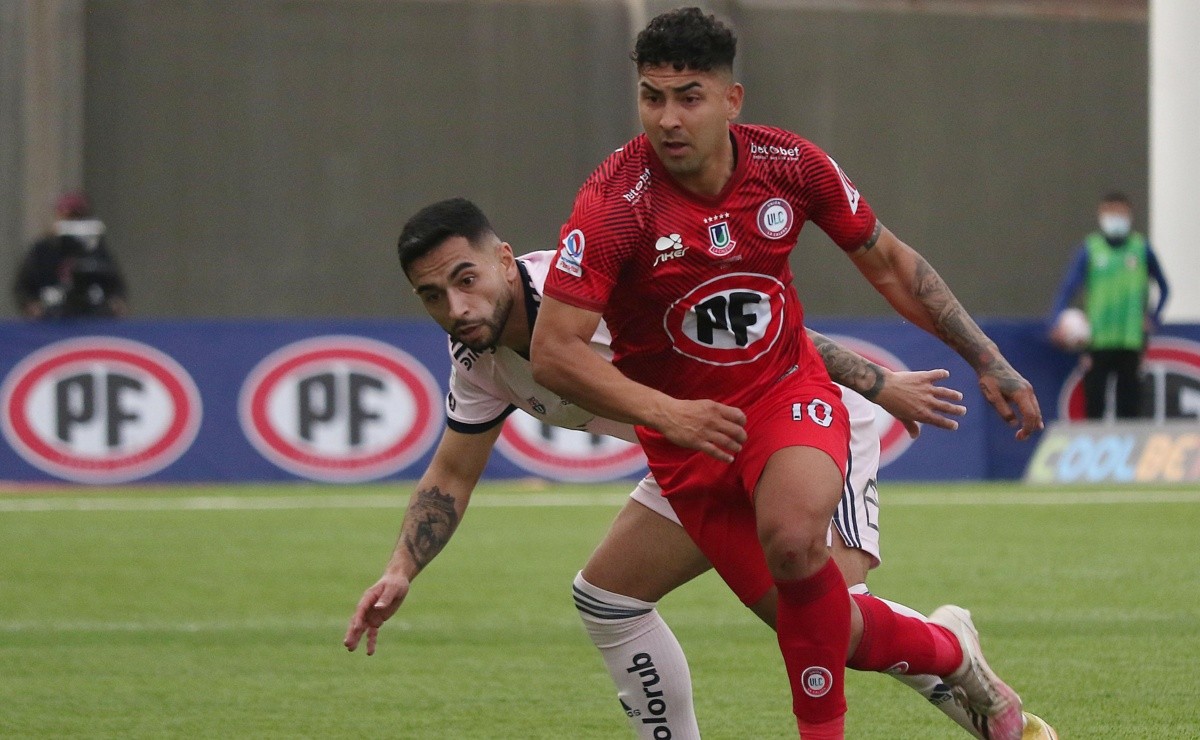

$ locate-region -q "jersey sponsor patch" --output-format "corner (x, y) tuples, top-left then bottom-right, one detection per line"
(663, 273), (786, 366)
(653, 233), (688, 268)
(756, 198), (794, 240)
(556, 229), (585, 277)
(828, 156), (861, 215)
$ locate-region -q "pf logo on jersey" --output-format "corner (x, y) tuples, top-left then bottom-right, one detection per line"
(664, 273), (786, 366)
(1, 337), (201, 483)
(239, 336), (440, 482)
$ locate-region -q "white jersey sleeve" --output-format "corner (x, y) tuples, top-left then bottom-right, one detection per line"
(445, 353), (516, 433)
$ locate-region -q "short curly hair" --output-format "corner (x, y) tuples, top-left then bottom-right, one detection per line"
(631, 7), (737, 73)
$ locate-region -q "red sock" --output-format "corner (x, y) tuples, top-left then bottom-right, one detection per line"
(797, 714), (845, 739)
(847, 593), (964, 676)
(775, 559), (849, 731)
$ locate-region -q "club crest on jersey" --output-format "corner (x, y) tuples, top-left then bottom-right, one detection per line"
(707, 221), (736, 257)
(556, 229), (585, 277)
(828, 156), (861, 214)
(756, 198), (794, 240)
(653, 233), (687, 268)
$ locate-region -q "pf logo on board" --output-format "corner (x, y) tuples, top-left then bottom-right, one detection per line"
(495, 414), (647, 482)
(239, 336), (441, 482)
(1057, 336), (1200, 422)
(1, 337), (202, 483)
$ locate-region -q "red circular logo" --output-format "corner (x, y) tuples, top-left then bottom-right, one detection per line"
(239, 336), (441, 482)
(824, 335), (913, 467)
(664, 273), (786, 366)
(494, 414), (647, 482)
(756, 198), (794, 240)
(1057, 336), (1200, 421)
(1, 337), (202, 483)
(801, 666), (833, 698)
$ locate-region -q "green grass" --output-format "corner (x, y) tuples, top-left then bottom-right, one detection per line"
(1, 481), (1197, 738)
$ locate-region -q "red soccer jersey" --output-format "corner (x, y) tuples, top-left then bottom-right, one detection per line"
(543, 124), (877, 409)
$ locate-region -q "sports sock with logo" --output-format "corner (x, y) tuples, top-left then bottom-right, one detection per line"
(774, 558), (850, 736)
(846, 585), (989, 739)
(572, 572), (700, 740)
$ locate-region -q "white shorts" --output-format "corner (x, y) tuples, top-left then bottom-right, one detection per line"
(628, 386), (883, 569)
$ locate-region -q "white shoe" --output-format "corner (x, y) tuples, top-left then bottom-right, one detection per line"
(929, 605), (1024, 740)
(1021, 712), (1058, 740)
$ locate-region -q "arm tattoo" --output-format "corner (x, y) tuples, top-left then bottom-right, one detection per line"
(809, 330), (887, 400)
(859, 220), (884, 252)
(402, 486), (460, 571)
(909, 254), (1024, 392)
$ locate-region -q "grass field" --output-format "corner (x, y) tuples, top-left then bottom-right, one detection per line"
(2, 481), (1198, 738)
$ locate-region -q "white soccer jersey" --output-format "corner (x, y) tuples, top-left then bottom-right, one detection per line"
(444, 250), (636, 443)
(444, 249), (883, 565)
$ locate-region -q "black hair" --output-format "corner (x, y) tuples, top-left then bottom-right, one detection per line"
(631, 7), (737, 73)
(397, 198), (495, 274)
(1101, 191), (1131, 207)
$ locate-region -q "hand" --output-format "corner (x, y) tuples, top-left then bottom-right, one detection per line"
(655, 398), (747, 463)
(343, 574), (411, 656)
(978, 365), (1043, 441)
(872, 368), (966, 439)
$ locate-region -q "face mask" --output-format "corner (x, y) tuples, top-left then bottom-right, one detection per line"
(1098, 214), (1131, 240)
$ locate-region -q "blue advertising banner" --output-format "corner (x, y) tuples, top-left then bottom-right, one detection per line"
(2, 318), (1197, 484)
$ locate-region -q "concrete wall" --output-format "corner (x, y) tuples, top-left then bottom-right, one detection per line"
(2, 1), (1148, 319)
(1, 0), (86, 311)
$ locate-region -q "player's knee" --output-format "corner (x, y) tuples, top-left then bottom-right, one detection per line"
(758, 527), (828, 580)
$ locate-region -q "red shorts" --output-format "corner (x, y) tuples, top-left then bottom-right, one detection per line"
(639, 376), (850, 605)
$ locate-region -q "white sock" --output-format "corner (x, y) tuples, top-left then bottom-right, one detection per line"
(848, 583), (988, 739)
(573, 572), (700, 740)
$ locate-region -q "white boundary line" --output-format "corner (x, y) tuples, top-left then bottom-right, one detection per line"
(0, 488), (1197, 512)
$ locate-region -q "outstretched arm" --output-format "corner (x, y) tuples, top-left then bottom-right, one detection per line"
(807, 328), (965, 438)
(847, 223), (1043, 440)
(344, 424), (501, 655)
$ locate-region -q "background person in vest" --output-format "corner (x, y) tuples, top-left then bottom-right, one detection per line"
(12, 191), (129, 319)
(1050, 191), (1170, 419)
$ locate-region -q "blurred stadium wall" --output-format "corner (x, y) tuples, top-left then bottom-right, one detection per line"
(2, 0), (1148, 320)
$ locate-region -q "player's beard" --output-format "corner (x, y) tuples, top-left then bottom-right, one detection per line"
(451, 291), (515, 353)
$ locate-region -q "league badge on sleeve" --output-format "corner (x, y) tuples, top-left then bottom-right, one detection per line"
(556, 229), (586, 277)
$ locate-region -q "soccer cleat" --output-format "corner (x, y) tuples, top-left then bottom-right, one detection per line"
(1021, 712), (1058, 740)
(929, 605), (1025, 740)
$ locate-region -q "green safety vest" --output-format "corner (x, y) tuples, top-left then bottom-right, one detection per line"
(1084, 231), (1149, 350)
